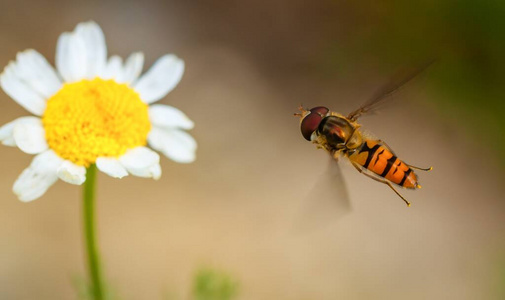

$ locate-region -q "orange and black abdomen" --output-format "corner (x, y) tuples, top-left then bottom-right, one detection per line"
(349, 140), (418, 189)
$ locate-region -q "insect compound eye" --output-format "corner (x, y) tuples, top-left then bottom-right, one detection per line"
(301, 112), (323, 141)
(309, 106), (329, 116)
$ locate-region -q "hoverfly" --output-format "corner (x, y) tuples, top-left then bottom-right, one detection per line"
(295, 66), (432, 207)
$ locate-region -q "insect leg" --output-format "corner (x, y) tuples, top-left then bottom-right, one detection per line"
(329, 148), (343, 161)
(406, 164), (433, 172)
(377, 140), (432, 171)
(350, 162), (411, 207)
(384, 181), (411, 207)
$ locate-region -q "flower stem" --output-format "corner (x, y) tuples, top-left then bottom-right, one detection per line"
(83, 164), (104, 300)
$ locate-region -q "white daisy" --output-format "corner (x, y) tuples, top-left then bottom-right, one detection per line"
(0, 21), (197, 202)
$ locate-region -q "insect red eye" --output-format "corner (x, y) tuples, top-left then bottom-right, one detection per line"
(301, 113), (323, 141)
(309, 106), (329, 116)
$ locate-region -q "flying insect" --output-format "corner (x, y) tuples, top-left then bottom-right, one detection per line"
(295, 67), (432, 207)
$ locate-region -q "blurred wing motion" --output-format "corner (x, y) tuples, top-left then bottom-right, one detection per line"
(293, 158), (350, 233)
(347, 60), (435, 121)
(293, 61), (434, 223)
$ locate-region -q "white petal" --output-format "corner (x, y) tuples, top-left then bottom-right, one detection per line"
(0, 119), (17, 146)
(102, 55), (123, 80)
(13, 150), (62, 202)
(96, 157), (128, 178)
(149, 163), (162, 180)
(149, 104), (194, 130)
(148, 127), (196, 163)
(13, 50), (62, 98)
(2, 136), (16, 147)
(57, 160), (86, 185)
(0, 116), (46, 147)
(12, 117), (48, 154)
(133, 54), (184, 104)
(117, 52), (144, 84)
(0, 62), (46, 115)
(74, 21), (107, 78)
(56, 32), (87, 82)
(118, 146), (161, 178)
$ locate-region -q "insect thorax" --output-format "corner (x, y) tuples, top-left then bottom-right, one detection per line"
(318, 116), (362, 151)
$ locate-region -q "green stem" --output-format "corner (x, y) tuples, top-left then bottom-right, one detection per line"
(83, 164), (104, 300)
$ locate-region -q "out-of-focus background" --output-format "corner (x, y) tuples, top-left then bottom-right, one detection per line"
(1, 0), (505, 299)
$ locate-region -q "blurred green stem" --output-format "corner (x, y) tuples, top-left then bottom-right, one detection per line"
(83, 164), (104, 300)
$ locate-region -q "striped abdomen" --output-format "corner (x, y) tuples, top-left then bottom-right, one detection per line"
(348, 140), (418, 189)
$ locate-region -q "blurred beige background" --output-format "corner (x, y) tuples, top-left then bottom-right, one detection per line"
(0, 0), (504, 299)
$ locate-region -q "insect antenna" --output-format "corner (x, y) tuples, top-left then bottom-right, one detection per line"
(294, 104), (308, 117)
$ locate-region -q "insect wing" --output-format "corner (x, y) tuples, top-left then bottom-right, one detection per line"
(294, 158), (351, 232)
(347, 61), (435, 121)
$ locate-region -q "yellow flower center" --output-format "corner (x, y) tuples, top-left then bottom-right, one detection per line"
(42, 78), (151, 167)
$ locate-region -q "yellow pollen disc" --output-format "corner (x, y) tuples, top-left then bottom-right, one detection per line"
(42, 78), (151, 167)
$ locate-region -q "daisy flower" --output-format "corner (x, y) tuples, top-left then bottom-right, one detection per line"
(0, 21), (197, 202)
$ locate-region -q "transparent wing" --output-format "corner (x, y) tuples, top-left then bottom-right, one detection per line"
(347, 60), (435, 121)
(293, 157), (351, 233)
